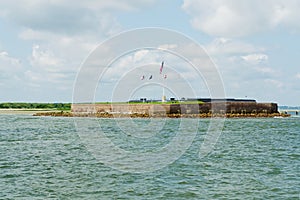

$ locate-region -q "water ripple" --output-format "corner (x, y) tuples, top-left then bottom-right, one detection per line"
(0, 115), (299, 199)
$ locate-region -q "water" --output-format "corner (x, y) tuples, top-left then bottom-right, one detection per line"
(0, 115), (299, 199)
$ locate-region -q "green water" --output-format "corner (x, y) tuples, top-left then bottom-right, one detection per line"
(0, 115), (299, 199)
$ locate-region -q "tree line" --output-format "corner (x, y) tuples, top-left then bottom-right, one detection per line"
(0, 103), (71, 110)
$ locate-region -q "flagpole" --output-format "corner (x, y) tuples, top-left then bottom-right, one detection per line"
(160, 61), (166, 103)
(162, 81), (165, 102)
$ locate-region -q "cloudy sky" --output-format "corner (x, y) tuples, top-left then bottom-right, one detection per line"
(0, 0), (299, 105)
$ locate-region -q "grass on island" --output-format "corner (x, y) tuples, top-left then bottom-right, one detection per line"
(96, 101), (205, 105)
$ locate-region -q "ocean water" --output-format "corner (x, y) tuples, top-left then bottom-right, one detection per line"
(0, 114), (299, 199)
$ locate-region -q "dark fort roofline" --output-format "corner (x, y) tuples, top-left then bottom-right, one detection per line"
(128, 98), (256, 103)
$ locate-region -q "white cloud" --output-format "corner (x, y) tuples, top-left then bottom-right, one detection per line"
(182, 0), (300, 37)
(254, 67), (276, 75)
(296, 73), (300, 79)
(25, 45), (75, 87)
(264, 79), (284, 89)
(158, 44), (178, 50)
(204, 38), (274, 76)
(204, 38), (268, 71)
(241, 54), (268, 65)
(0, 0), (154, 34)
(87, 42), (217, 101)
(0, 1), (157, 69)
(205, 38), (264, 56)
(103, 42), (219, 83)
(30, 45), (63, 70)
(203, 37), (283, 99)
(0, 51), (23, 88)
(0, 0), (160, 99)
(0, 51), (21, 69)
(0, 51), (22, 79)
(133, 50), (150, 62)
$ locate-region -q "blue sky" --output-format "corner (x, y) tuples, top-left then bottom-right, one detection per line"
(0, 0), (299, 105)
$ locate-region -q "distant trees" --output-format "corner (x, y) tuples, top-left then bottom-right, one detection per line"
(0, 103), (71, 110)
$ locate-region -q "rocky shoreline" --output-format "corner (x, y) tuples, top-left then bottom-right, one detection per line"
(33, 111), (290, 118)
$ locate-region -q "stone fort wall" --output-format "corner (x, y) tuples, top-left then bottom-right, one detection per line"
(72, 102), (278, 115)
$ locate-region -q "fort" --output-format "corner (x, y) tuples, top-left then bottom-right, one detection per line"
(67, 98), (287, 118)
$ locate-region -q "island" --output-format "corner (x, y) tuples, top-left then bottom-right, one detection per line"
(32, 98), (290, 118)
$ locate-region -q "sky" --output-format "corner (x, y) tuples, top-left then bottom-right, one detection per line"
(0, 0), (299, 106)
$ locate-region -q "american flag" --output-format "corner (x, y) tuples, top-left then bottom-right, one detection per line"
(159, 61), (164, 74)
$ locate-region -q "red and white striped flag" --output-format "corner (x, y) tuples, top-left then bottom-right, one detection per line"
(159, 61), (164, 74)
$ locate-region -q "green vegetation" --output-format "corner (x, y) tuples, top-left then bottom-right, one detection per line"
(0, 103), (71, 110)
